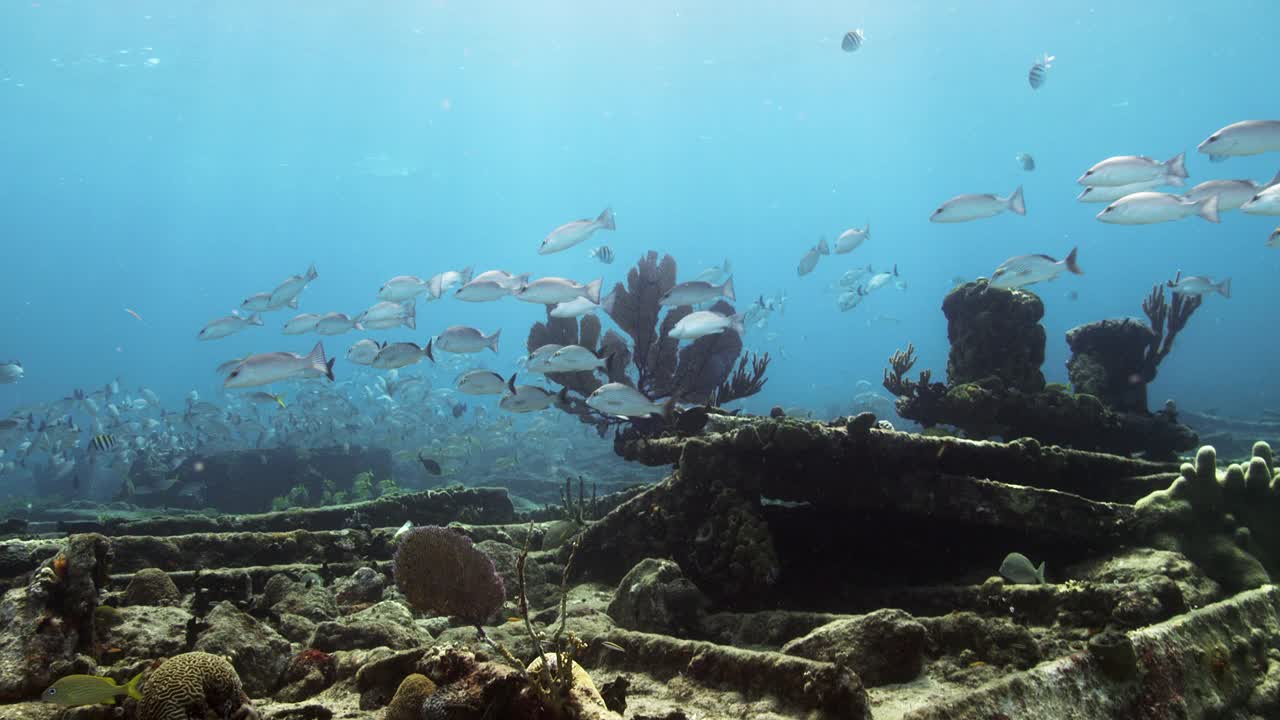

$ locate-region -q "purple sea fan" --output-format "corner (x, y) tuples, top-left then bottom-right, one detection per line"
(393, 526), (506, 626)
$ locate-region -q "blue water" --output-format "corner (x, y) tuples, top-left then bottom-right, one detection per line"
(2, 1), (1278, 427)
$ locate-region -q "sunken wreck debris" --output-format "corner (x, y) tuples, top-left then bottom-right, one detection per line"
(526, 251), (769, 436)
(121, 445), (394, 513)
(6, 423), (1280, 718)
(883, 279), (1197, 459)
(1065, 283), (1202, 414)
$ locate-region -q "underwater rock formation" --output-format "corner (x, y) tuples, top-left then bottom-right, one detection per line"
(943, 279), (1046, 392)
(526, 251), (769, 435)
(884, 279), (1197, 458)
(1066, 284), (1202, 414)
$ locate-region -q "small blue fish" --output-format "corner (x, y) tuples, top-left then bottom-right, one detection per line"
(841, 29), (864, 52)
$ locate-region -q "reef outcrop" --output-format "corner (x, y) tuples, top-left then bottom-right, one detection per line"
(8, 420), (1280, 719)
(884, 279), (1198, 459)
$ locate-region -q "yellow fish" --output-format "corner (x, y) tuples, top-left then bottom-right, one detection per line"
(41, 672), (144, 706)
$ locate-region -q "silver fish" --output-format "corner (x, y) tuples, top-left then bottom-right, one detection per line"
(1182, 174), (1280, 212)
(1242, 185), (1280, 215)
(198, 313), (263, 341)
(355, 301), (416, 331)
(378, 275), (429, 302)
(586, 383), (672, 418)
(1076, 180), (1165, 203)
(372, 342), (428, 370)
(990, 248), (1082, 289)
(427, 267), (474, 299)
(1015, 153), (1035, 171)
(1167, 273), (1230, 298)
(427, 326), (501, 359)
(456, 369), (508, 396)
(1198, 120), (1280, 161)
(0, 361), (22, 384)
(999, 552), (1045, 584)
(223, 342), (334, 389)
(797, 238), (830, 276)
(930, 187), (1025, 222)
(660, 277), (735, 306)
(1097, 192), (1219, 225)
(1268, 228), (1280, 249)
(268, 264), (318, 309)
(346, 339), (383, 366)
(1078, 153), (1187, 187)
(539, 208), (615, 255)
(515, 277), (602, 305)
(834, 224), (870, 254)
(282, 313), (321, 335)
(314, 312), (362, 335)
(669, 311), (744, 340)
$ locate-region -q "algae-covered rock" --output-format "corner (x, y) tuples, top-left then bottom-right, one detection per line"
(781, 608), (927, 686)
(333, 566), (385, 611)
(608, 558), (708, 636)
(258, 573), (338, 623)
(309, 600), (426, 652)
(123, 568), (181, 607)
(193, 601), (291, 697)
(98, 605), (192, 660)
(1066, 318), (1156, 413)
(943, 280), (1045, 393)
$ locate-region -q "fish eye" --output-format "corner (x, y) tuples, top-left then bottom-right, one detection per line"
(1084, 170), (1093, 176)
(1103, 206), (1113, 212)
(229, 370), (239, 378)
(1209, 134), (1220, 142)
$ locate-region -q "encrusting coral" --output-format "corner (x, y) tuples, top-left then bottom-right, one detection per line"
(138, 651), (259, 720)
(1135, 442), (1280, 592)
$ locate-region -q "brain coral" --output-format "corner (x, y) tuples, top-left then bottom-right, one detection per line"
(139, 651), (258, 720)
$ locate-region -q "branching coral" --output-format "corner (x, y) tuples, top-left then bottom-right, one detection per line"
(882, 344), (948, 425)
(526, 251), (770, 433)
(1139, 283), (1202, 385)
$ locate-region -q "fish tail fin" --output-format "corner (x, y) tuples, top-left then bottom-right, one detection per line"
(507, 373), (518, 394)
(600, 287), (618, 315)
(1036, 562), (1046, 584)
(556, 386), (571, 410)
(723, 258), (732, 273)
(425, 338), (435, 363)
(596, 207), (616, 230)
(1064, 247), (1083, 275)
(585, 278), (602, 305)
(1266, 171), (1280, 189)
(892, 263), (899, 277)
(460, 266), (474, 284)
(305, 343), (333, 381)
(487, 329), (501, 353)
(865, 221), (871, 237)
(273, 394), (286, 409)
(247, 313), (263, 327)
(1166, 151), (1188, 179)
(1198, 194), (1221, 223)
(1166, 174), (1186, 188)
(404, 302), (416, 330)
(730, 313), (746, 336)
(1008, 185), (1026, 215)
(288, 298), (299, 309)
(721, 275), (736, 301)
(306, 263), (318, 281)
(125, 669), (145, 701)
(1218, 278), (1232, 299)
(428, 275), (443, 299)
(817, 237), (831, 255)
